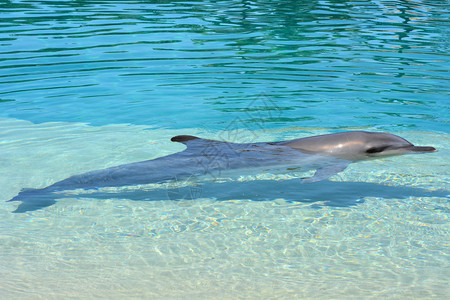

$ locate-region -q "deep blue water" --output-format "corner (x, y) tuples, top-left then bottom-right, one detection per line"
(1, 0), (448, 132)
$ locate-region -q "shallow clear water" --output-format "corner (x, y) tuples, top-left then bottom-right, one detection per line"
(0, 0), (449, 298)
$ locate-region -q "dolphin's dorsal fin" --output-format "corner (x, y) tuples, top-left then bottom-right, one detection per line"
(171, 135), (235, 150)
(171, 135), (201, 144)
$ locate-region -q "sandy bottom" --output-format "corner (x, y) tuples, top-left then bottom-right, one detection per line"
(0, 118), (448, 299)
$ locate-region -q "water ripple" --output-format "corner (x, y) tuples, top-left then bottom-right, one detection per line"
(0, 0), (448, 131)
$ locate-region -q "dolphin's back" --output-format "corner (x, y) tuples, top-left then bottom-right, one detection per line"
(45, 153), (193, 192)
(278, 131), (368, 153)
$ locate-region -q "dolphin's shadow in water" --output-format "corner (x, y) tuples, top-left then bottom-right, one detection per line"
(64, 180), (448, 209)
(10, 180), (449, 213)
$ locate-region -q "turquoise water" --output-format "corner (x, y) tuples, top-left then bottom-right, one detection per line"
(0, 0), (449, 298)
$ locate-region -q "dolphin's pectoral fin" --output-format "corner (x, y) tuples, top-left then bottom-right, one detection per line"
(301, 163), (349, 183)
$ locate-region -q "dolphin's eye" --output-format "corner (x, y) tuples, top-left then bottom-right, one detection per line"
(366, 146), (389, 154)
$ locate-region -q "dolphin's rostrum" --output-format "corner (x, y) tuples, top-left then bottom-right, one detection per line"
(7, 131), (436, 213)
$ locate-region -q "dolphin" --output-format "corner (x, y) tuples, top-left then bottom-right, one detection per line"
(6, 131), (436, 213)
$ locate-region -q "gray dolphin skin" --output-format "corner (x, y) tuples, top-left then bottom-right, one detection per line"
(7, 131), (436, 213)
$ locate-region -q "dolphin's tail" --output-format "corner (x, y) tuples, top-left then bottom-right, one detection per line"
(7, 188), (56, 213)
